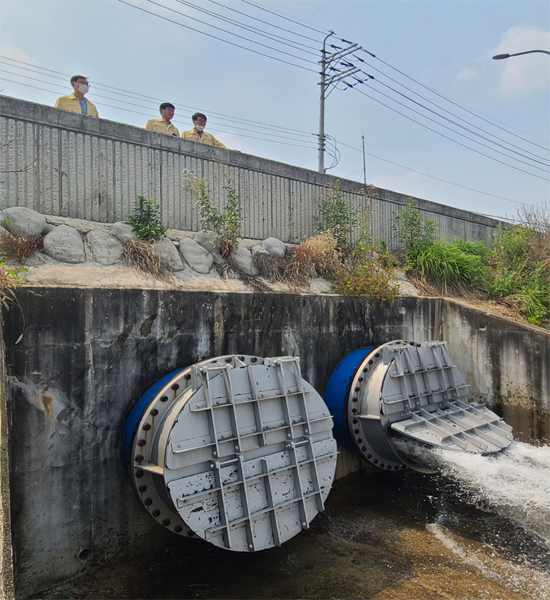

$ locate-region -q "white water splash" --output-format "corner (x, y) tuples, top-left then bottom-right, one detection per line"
(419, 441), (550, 548)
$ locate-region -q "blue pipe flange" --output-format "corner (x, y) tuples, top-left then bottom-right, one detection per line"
(123, 355), (338, 551)
(323, 347), (374, 450)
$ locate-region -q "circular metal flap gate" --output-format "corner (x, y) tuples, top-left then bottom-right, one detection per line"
(123, 355), (337, 552)
(325, 340), (514, 473)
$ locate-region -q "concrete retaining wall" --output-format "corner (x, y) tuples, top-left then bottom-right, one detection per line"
(0, 95), (501, 247)
(2, 288), (548, 596)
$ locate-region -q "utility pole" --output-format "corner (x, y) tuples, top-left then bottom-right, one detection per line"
(318, 34), (360, 173)
(362, 132), (367, 186)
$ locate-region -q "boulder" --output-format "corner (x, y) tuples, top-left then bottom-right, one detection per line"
(251, 244), (269, 257)
(43, 225), (86, 263)
(261, 237), (286, 258)
(231, 244), (257, 276)
(194, 231), (223, 264)
(0, 207), (47, 237)
(393, 267), (408, 282)
(155, 238), (184, 272)
(87, 230), (124, 265)
(178, 238), (213, 274)
(110, 222), (135, 243)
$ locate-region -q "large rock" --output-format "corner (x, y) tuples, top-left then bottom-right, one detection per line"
(0, 207), (47, 237)
(251, 244), (269, 257)
(110, 222), (134, 243)
(87, 230), (124, 265)
(154, 238), (184, 272)
(231, 244), (257, 276)
(178, 238), (213, 274)
(261, 237), (286, 258)
(194, 231), (223, 264)
(43, 225), (86, 263)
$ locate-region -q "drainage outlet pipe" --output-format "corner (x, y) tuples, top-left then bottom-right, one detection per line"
(324, 340), (514, 473)
(122, 355), (337, 552)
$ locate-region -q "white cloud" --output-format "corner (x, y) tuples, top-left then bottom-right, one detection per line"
(456, 66), (478, 82)
(491, 25), (550, 94)
(0, 44), (39, 65)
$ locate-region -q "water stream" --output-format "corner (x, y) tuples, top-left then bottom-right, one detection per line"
(414, 441), (550, 548)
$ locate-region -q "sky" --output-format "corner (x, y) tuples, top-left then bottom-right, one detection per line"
(0, 0), (549, 222)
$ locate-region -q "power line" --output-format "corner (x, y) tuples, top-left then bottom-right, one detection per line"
(240, 0), (328, 36)
(351, 75), (550, 171)
(144, 0), (317, 63)
(361, 48), (550, 152)
(174, 0), (320, 53)
(352, 85), (549, 181)
(350, 57), (550, 164)
(335, 139), (541, 207)
(207, 0), (323, 45)
(117, 0), (318, 73)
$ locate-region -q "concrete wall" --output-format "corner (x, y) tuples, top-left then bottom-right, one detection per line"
(0, 95), (502, 247)
(2, 288), (549, 597)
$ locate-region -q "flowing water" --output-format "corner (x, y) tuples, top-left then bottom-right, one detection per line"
(38, 441), (550, 599)
(403, 440), (550, 548)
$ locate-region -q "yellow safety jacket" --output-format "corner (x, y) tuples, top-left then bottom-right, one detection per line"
(145, 118), (179, 136)
(54, 93), (99, 117)
(181, 129), (227, 148)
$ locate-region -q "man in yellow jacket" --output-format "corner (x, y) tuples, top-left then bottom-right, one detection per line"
(145, 103), (179, 136)
(54, 75), (98, 117)
(181, 113), (227, 148)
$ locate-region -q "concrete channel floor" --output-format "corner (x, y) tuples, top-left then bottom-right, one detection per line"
(33, 471), (549, 600)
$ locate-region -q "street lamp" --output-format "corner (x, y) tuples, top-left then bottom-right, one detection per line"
(493, 50), (550, 60)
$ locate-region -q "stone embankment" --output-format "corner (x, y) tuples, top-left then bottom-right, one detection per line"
(0, 206), (418, 295)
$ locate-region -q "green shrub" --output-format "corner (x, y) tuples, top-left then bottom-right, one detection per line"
(331, 213), (399, 302)
(391, 198), (435, 250)
(126, 196), (167, 241)
(407, 241), (483, 287)
(314, 179), (357, 252)
(483, 226), (549, 326)
(188, 176), (241, 257)
(454, 238), (490, 257)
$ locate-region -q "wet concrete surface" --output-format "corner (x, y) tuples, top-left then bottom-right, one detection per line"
(33, 470), (550, 600)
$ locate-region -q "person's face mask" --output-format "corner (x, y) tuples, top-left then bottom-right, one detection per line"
(194, 124), (205, 131)
(78, 83), (89, 94)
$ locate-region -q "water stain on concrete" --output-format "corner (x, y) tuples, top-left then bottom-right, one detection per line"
(139, 315), (157, 337)
(117, 324), (134, 347)
(38, 392), (54, 420)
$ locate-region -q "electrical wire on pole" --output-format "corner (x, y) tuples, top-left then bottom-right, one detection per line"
(318, 34), (359, 172)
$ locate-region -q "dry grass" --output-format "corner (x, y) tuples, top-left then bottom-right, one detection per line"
(253, 252), (289, 284)
(289, 233), (341, 278)
(0, 268), (17, 309)
(225, 255), (272, 292)
(254, 233), (341, 291)
(1, 231), (44, 263)
(254, 233), (351, 292)
(123, 239), (174, 283)
(252, 234), (341, 292)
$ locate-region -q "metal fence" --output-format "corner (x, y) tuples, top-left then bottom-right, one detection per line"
(0, 95), (501, 246)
